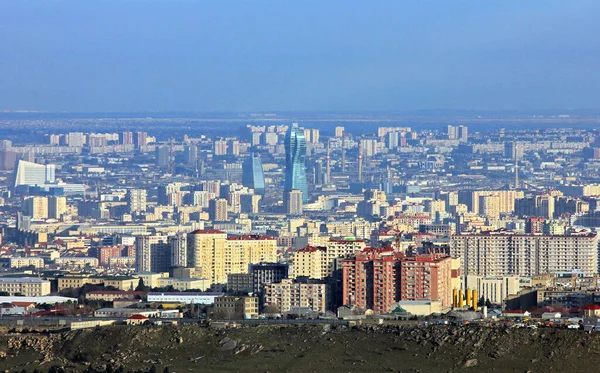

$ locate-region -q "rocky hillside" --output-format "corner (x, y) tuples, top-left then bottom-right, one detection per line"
(1, 324), (599, 372)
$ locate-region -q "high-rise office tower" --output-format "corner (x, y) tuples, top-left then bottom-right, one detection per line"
(127, 189), (147, 214)
(209, 198), (228, 221)
(242, 154), (266, 195)
(14, 161), (55, 188)
(284, 123), (308, 203)
(335, 126), (345, 137)
(284, 189), (304, 215)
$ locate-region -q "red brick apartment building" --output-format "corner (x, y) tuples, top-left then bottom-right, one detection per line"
(342, 249), (453, 314)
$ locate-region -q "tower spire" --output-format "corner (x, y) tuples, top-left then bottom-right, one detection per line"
(326, 139), (331, 185)
(341, 135), (346, 173)
(358, 141), (363, 183)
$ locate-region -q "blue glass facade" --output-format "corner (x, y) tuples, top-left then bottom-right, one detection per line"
(284, 122), (308, 203)
(242, 154), (266, 195)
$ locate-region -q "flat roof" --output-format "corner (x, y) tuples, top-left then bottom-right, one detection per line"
(0, 277), (49, 283)
(0, 296), (76, 304)
(148, 292), (224, 296)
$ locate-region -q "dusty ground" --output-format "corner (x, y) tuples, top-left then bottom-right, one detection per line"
(0, 324), (599, 372)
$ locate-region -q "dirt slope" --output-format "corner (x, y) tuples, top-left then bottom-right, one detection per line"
(0, 324), (598, 372)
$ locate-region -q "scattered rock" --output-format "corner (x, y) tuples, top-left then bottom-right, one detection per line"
(463, 359), (478, 368)
(221, 340), (237, 351)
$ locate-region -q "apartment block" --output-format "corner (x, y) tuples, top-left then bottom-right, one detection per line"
(342, 249), (454, 314)
(451, 230), (599, 277)
(214, 296), (259, 319)
(187, 230), (278, 285)
(0, 278), (51, 296)
(9, 257), (45, 269)
(263, 278), (327, 313)
(290, 239), (367, 280)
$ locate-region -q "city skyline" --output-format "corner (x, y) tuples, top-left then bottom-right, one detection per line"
(2, 1), (600, 371)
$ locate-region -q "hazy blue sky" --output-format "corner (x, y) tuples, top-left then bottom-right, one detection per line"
(1, 0), (599, 112)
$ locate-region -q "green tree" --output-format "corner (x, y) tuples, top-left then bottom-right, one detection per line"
(135, 278), (148, 292)
(149, 365), (157, 373)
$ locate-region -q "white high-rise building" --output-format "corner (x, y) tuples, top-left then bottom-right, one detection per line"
(451, 231), (599, 277)
(67, 132), (86, 147)
(14, 160), (56, 188)
(127, 189), (147, 214)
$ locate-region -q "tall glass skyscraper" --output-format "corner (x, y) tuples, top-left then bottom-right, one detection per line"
(242, 154), (266, 195)
(284, 122), (308, 203)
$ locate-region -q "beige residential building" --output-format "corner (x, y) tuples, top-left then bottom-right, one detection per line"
(425, 199), (446, 218)
(58, 275), (103, 290)
(325, 219), (379, 239)
(479, 195), (500, 219)
(187, 230), (278, 285)
(9, 257), (45, 269)
(264, 279), (327, 313)
(467, 190), (524, 215)
(57, 275), (137, 291)
(48, 196), (67, 219)
(156, 277), (210, 291)
(22, 196), (48, 219)
(582, 184), (600, 196)
(102, 277), (139, 291)
(133, 272), (169, 288)
(108, 256), (136, 267)
(0, 278), (51, 296)
(451, 231), (599, 277)
(214, 296), (259, 319)
(55, 257), (99, 268)
(291, 239), (367, 280)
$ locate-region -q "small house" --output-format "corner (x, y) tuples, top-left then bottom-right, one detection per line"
(126, 314), (149, 325)
(502, 310), (531, 319)
(582, 304), (600, 318)
(541, 312), (562, 320)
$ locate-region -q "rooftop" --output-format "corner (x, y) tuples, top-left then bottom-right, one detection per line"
(0, 277), (49, 283)
(190, 229), (226, 235)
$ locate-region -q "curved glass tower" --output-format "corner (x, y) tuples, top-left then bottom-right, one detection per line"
(242, 154), (266, 195)
(284, 122), (308, 203)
